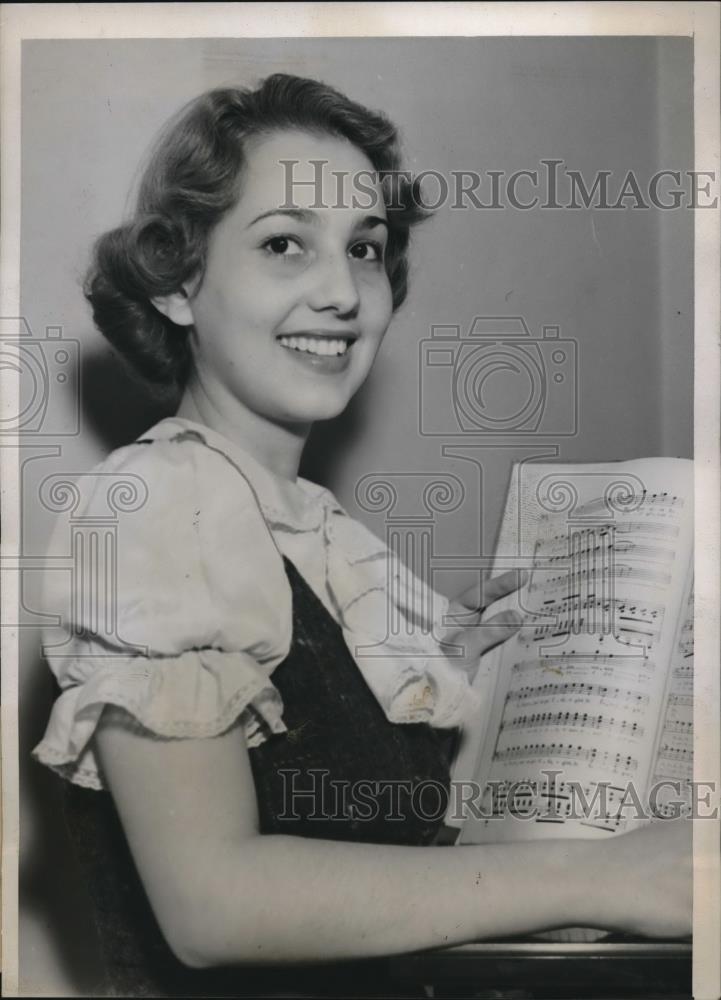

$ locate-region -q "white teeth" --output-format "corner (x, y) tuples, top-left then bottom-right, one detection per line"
(278, 335), (351, 356)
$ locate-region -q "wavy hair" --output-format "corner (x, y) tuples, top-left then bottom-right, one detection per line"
(85, 74), (427, 394)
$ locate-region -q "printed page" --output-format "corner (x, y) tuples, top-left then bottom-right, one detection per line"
(454, 457), (693, 844)
(647, 586), (694, 817)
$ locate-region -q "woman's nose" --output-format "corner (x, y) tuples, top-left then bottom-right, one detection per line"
(307, 252), (361, 318)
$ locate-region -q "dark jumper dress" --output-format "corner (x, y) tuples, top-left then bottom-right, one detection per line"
(63, 557), (457, 997)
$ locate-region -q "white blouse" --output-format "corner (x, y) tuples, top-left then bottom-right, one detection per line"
(33, 417), (481, 790)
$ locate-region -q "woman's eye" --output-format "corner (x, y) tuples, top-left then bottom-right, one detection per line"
(349, 240), (383, 262)
(263, 235), (304, 256)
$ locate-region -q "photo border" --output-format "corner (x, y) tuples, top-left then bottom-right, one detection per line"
(2, 4), (718, 997)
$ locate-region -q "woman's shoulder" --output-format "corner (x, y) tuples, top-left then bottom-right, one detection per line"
(42, 416), (291, 652)
(82, 416), (232, 480)
(45, 417), (286, 608)
(71, 417), (267, 522)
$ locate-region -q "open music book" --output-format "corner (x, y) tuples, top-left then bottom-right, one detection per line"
(448, 457), (693, 849)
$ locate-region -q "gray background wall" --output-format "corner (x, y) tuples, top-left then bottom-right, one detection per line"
(19, 37), (692, 995)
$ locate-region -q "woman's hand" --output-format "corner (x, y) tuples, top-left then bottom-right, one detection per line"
(442, 569), (529, 674)
(592, 820), (692, 938)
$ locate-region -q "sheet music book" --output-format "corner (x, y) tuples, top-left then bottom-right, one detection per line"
(448, 457), (694, 849)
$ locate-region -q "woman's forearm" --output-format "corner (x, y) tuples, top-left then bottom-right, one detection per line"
(176, 834), (593, 967)
(95, 713), (691, 971)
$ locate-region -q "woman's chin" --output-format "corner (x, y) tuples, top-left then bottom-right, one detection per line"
(282, 394), (353, 425)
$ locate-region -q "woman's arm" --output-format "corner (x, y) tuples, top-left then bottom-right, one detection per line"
(95, 709), (691, 970)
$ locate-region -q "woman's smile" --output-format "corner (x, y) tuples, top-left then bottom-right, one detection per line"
(276, 329), (358, 372)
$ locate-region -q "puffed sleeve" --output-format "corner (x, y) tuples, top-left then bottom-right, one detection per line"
(32, 434), (293, 789)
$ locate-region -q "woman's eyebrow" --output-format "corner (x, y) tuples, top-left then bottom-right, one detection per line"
(357, 215), (389, 232)
(246, 209), (390, 232)
(246, 208), (319, 229)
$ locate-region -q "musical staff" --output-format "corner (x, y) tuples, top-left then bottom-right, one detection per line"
(528, 565), (672, 592)
(505, 680), (650, 708)
(578, 783), (633, 834)
(662, 718), (692, 736)
(649, 587), (694, 795)
(501, 711), (645, 739)
(493, 742), (638, 773)
(611, 540), (675, 563)
(508, 658), (658, 688)
(677, 602), (694, 661)
(656, 744), (692, 765)
(614, 520), (680, 539)
(523, 597), (664, 646)
(575, 491), (684, 518)
(480, 778), (581, 823)
(544, 520), (680, 543)
(540, 540), (674, 565)
(478, 777), (640, 834)
(539, 533), (612, 561)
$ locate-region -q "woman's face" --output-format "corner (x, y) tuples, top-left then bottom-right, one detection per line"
(183, 129), (394, 426)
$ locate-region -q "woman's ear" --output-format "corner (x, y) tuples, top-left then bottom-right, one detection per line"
(151, 289), (195, 327)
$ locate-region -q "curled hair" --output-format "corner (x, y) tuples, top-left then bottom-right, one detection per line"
(85, 74), (428, 394)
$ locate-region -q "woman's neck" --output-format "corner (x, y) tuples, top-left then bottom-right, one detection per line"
(176, 378), (310, 482)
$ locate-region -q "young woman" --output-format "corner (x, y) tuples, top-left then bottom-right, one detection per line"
(34, 74), (690, 997)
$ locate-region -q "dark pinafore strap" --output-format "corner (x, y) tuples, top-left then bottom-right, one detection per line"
(62, 558), (456, 996)
(248, 559), (456, 844)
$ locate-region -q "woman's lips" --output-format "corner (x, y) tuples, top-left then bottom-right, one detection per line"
(276, 332), (356, 373)
(277, 333), (352, 356)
